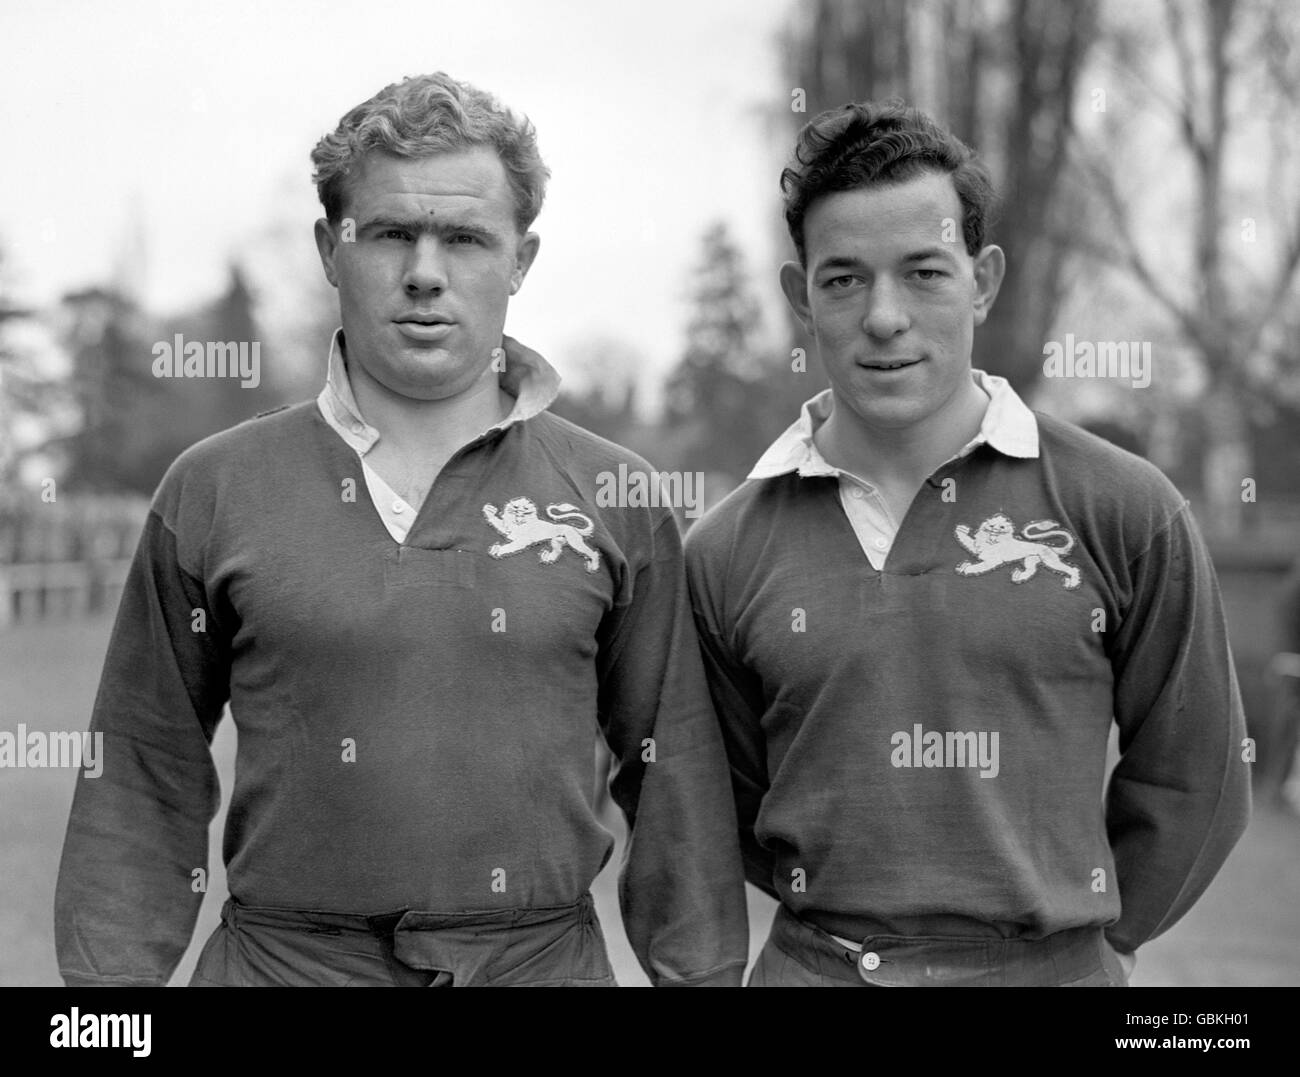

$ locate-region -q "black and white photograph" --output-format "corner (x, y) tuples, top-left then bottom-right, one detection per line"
(0, 0), (1295, 1050)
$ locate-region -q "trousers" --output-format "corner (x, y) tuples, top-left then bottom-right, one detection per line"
(190, 892), (618, 987)
(748, 904), (1129, 987)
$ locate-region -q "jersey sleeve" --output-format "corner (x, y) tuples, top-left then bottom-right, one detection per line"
(683, 522), (777, 900)
(594, 511), (749, 986)
(54, 505), (231, 986)
(1104, 502), (1251, 953)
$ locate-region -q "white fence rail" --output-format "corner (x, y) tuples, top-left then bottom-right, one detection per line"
(0, 493), (147, 627)
(0, 558), (134, 627)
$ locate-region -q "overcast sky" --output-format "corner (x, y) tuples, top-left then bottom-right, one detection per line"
(0, 0), (793, 392)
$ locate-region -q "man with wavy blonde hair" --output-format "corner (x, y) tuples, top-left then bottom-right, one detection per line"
(55, 72), (747, 988)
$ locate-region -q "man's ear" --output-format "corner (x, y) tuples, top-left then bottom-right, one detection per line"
(779, 260), (814, 336)
(971, 244), (1005, 327)
(314, 218), (340, 289)
(509, 232), (541, 295)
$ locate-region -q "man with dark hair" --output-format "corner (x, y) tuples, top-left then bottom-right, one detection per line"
(54, 72), (747, 987)
(685, 101), (1250, 986)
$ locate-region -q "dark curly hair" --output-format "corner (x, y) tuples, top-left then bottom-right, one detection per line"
(781, 100), (997, 263)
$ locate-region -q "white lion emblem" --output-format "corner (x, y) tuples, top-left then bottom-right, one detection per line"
(954, 513), (1080, 590)
(483, 498), (601, 573)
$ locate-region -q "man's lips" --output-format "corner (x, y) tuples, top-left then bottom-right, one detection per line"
(858, 357), (923, 371)
(394, 314), (454, 326)
(394, 315), (456, 343)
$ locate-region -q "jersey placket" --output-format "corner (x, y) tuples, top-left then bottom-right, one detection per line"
(400, 429), (504, 551)
(837, 476), (898, 570)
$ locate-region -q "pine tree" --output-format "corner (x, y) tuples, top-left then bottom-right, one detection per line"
(662, 223), (775, 484)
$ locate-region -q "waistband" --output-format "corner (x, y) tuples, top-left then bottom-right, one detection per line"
(770, 904), (1110, 986)
(220, 893), (598, 985)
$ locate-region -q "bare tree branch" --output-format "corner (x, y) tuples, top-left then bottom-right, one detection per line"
(1075, 141), (1204, 344)
(1164, 0), (1206, 159)
(1242, 201), (1300, 356)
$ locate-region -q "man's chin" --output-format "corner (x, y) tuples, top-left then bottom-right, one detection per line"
(390, 359), (498, 402)
(837, 391), (932, 431)
(393, 339), (495, 376)
(389, 341), (470, 375)
(392, 338), (456, 360)
(387, 375), (483, 403)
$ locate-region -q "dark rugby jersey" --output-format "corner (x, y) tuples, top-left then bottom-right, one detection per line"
(55, 356), (747, 987)
(685, 379), (1250, 953)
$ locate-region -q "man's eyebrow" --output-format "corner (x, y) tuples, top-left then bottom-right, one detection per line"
(357, 215), (499, 237)
(901, 245), (961, 264)
(813, 246), (960, 273)
(812, 254), (867, 273)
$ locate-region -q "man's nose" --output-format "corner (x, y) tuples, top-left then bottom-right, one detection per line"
(403, 236), (448, 294)
(862, 279), (909, 338)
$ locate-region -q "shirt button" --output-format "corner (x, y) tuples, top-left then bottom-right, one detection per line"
(861, 951), (881, 972)
(850, 487), (865, 500)
(873, 537), (888, 550)
(392, 499), (407, 513)
(351, 422), (364, 434)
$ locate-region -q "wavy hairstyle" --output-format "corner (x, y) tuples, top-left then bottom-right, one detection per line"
(311, 73), (550, 232)
(781, 100), (997, 263)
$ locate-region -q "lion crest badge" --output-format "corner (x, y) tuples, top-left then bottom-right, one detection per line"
(954, 513), (1080, 590)
(483, 498), (601, 573)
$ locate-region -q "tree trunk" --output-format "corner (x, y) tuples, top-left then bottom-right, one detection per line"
(1201, 382), (1253, 537)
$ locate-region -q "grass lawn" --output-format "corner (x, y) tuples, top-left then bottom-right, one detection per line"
(2, 613), (1294, 986)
